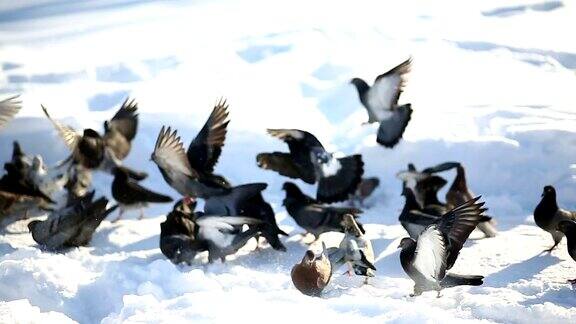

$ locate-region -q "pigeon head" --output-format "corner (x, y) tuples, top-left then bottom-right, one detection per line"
(12, 141), (24, 159)
(397, 237), (416, 250)
(112, 167), (129, 180)
(542, 185), (556, 198)
(557, 220), (576, 233)
(83, 128), (101, 138)
(301, 250), (316, 264)
(310, 147), (330, 164)
(407, 163), (416, 172)
(350, 78), (369, 95)
(174, 197), (197, 214)
(27, 220), (41, 232)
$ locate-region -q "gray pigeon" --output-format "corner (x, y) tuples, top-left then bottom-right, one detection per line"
(351, 58), (413, 148)
(28, 192), (117, 250)
(151, 99), (231, 199)
(258, 129), (364, 203)
(193, 212), (262, 263)
(328, 214), (376, 284)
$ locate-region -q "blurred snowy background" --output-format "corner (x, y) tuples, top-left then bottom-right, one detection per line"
(0, 0), (575, 323)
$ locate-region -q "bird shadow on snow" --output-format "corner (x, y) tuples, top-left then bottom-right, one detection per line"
(484, 253), (561, 288)
(88, 227), (159, 256)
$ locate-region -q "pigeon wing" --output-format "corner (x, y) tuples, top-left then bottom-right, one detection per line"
(187, 98), (230, 174)
(0, 95), (21, 130)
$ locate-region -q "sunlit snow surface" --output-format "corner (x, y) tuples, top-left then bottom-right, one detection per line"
(1, 0), (576, 323)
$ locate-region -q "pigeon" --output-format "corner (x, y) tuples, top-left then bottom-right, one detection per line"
(398, 162), (496, 238)
(28, 192), (117, 250)
(282, 182), (364, 241)
(291, 243), (332, 297)
(151, 99), (231, 199)
(534, 186), (576, 252)
(193, 212), (262, 263)
(257, 129), (364, 203)
(111, 166), (173, 222)
(350, 177), (380, 207)
(160, 198), (208, 265)
(0, 95), (21, 131)
(203, 182), (288, 251)
(556, 220), (576, 285)
(442, 163), (497, 238)
(328, 214), (376, 284)
(350, 58), (413, 148)
(0, 142), (54, 205)
(42, 99), (146, 178)
(398, 186), (444, 239)
(398, 197), (487, 297)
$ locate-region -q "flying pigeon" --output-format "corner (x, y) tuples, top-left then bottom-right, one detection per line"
(257, 129), (364, 203)
(151, 99), (231, 199)
(28, 192), (117, 250)
(42, 98), (146, 178)
(328, 214), (376, 284)
(556, 220), (576, 285)
(0, 95), (21, 131)
(534, 186), (576, 252)
(282, 182), (363, 241)
(351, 58), (413, 148)
(398, 197), (486, 297)
(111, 167), (173, 222)
(160, 199), (208, 265)
(291, 243), (332, 297)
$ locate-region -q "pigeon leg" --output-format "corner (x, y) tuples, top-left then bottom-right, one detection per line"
(112, 208), (124, 223)
(347, 262), (354, 277)
(138, 208), (145, 220)
(221, 256), (226, 263)
(436, 290), (442, 298)
(363, 277), (369, 285)
(543, 243), (559, 253)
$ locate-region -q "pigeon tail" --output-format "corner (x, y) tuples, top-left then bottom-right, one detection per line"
(441, 273), (484, 288)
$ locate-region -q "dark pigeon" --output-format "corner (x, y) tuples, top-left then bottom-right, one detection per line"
(0, 95), (21, 131)
(160, 199), (208, 265)
(291, 243), (332, 297)
(111, 166), (173, 222)
(257, 129), (364, 203)
(203, 182), (288, 251)
(282, 182), (363, 241)
(351, 58), (413, 148)
(28, 192), (117, 250)
(151, 99), (231, 199)
(398, 197), (487, 296)
(444, 163), (497, 238)
(534, 186), (576, 252)
(556, 220), (576, 285)
(42, 98), (146, 178)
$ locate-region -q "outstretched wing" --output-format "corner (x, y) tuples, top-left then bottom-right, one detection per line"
(0, 95), (21, 130)
(256, 152), (315, 184)
(153, 126), (197, 178)
(267, 128), (324, 156)
(367, 57), (412, 116)
(422, 162), (460, 174)
(187, 98), (230, 174)
(438, 196), (487, 269)
(106, 98), (139, 141)
(41, 105), (81, 151)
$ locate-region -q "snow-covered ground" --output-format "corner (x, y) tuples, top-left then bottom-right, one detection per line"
(1, 0), (576, 322)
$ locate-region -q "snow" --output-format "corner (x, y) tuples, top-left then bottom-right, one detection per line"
(1, 0), (576, 323)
